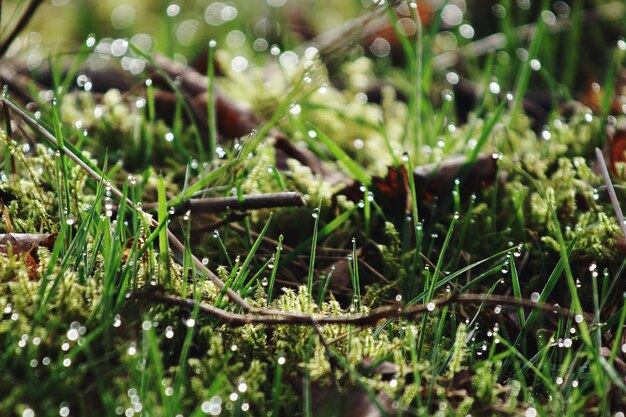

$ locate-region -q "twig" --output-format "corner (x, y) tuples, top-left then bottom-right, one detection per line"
(140, 192), (305, 215)
(0, 0), (44, 58)
(139, 290), (590, 327)
(432, 1), (624, 70)
(595, 147), (626, 238)
(0, 97), (253, 312)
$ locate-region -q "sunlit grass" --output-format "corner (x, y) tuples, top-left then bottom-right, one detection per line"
(1, 0), (626, 416)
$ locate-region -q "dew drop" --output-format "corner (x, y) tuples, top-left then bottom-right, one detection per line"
(530, 59), (541, 71)
(67, 329), (79, 341)
(165, 326), (174, 339)
(489, 81), (500, 94)
(525, 407), (537, 417)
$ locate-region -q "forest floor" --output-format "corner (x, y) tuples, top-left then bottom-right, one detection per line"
(2, 1), (626, 416)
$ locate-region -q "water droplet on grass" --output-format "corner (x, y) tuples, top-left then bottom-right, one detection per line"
(165, 326), (174, 339)
(525, 407), (537, 417)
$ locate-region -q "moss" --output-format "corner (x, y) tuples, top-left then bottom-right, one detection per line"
(0, 139), (94, 233)
(447, 323), (468, 376)
(473, 360), (501, 405)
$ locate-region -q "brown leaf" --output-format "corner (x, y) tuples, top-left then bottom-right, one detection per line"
(336, 154), (498, 213)
(608, 128), (626, 175)
(0, 233), (57, 254)
(0, 233), (57, 280)
(414, 153), (499, 201)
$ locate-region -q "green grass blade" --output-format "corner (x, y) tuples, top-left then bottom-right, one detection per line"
(306, 124), (370, 185)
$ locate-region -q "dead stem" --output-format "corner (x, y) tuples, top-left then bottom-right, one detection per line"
(139, 290), (591, 327)
(0, 0), (44, 58)
(139, 192), (305, 215)
(595, 147), (626, 238)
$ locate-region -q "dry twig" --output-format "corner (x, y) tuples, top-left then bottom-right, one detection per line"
(139, 290), (591, 327)
(140, 192), (305, 215)
(0, 0), (44, 58)
(595, 147), (626, 239)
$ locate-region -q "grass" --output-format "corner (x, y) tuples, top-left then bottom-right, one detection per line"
(1, 0), (626, 416)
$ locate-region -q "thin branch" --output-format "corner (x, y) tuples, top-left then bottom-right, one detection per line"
(0, 0), (43, 58)
(140, 192), (305, 215)
(596, 147), (626, 238)
(0, 97), (253, 312)
(138, 290), (591, 327)
(431, 1), (624, 70)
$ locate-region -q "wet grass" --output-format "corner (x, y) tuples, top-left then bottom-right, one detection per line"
(1, 0), (626, 416)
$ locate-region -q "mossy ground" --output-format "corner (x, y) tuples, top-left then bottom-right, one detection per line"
(2, 1), (626, 416)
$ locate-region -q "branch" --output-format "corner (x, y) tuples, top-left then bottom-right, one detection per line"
(138, 290), (591, 327)
(595, 147), (626, 239)
(0, 0), (44, 58)
(432, 1), (624, 70)
(140, 192), (305, 215)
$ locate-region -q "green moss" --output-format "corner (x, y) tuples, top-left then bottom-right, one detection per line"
(447, 323), (467, 376)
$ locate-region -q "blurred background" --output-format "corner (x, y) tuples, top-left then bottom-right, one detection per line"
(2, 0), (624, 94)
